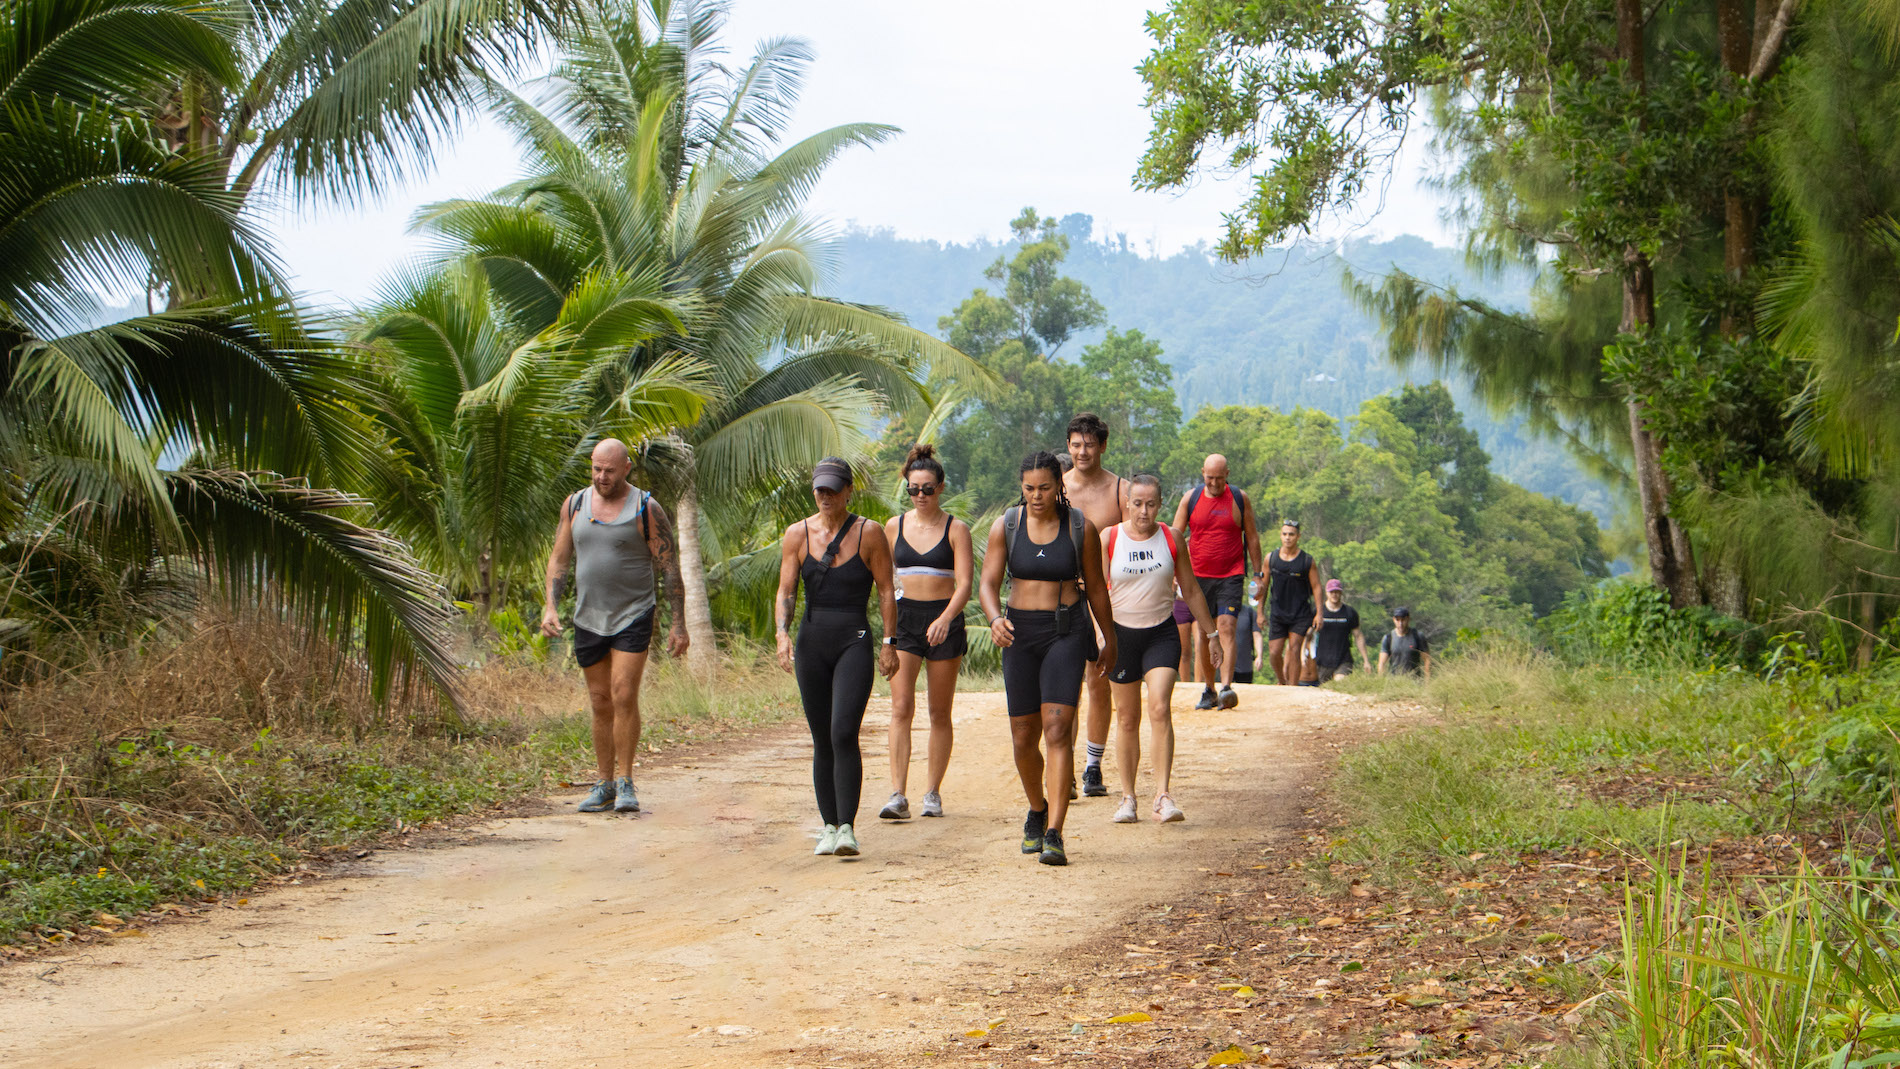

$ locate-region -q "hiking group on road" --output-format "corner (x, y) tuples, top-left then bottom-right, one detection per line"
(542, 417), (1434, 867)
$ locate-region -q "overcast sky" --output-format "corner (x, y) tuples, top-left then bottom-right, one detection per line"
(269, 0), (1453, 305)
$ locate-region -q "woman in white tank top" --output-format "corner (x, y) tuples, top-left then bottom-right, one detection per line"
(1101, 474), (1221, 824)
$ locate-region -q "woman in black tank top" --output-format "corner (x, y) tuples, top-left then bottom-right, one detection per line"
(775, 458), (898, 859)
(975, 451), (1118, 867)
(878, 444), (973, 822)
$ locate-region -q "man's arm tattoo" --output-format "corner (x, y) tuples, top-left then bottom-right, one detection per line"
(647, 508), (688, 627)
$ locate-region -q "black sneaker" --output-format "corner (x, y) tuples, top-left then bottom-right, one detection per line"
(1021, 806), (1048, 854)
(1219, 685), (1238, 710)
(1194, 689), (1218, 710)
(1081, 764), (1108, 797)
(1039, 827), (1068, 866)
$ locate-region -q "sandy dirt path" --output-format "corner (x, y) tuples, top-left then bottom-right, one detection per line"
(0, 682), (1382, 1068)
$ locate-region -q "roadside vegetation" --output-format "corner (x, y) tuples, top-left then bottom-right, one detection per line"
(0, 623), (797, 948)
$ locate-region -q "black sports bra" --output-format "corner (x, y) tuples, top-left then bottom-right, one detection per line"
(894, 513), (956, 578)
(1007, 508), (1080, 583)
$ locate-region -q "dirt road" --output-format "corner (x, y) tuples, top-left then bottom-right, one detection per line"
(0, 682), (1382, 1068)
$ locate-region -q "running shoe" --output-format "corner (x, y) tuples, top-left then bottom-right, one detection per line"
(921, 790), (944, 818)
(1112, 796), (1139, 823)
(1194, 689), (1218, 710)
(814, 824), (839, 855)
(1155, 795), (1186, 823)
(1039, 827), (1068, 866)
(1021, 806), (1048, 854)
(879, 792), (910, 820)
(1068, 776), (1078, 800)
(1081, 764), (1108, 797)
(612, 776), (639, 813)
(833, 823), (861, 857)
(577, 780), (615, 812)
(1219, 685), (1239, 710)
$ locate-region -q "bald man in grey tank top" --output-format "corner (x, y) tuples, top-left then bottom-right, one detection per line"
(542, 439), (689, 814)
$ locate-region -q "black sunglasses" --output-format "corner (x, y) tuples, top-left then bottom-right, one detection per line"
(905, 484), (940, 497)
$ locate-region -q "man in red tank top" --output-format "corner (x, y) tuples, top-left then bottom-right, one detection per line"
(1170, 455), (1262, 710)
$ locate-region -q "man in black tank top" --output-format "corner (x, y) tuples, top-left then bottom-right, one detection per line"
(1262, 521), (1322, 684)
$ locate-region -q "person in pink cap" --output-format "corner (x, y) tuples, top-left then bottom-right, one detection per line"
(1312, 578), (1371, 681)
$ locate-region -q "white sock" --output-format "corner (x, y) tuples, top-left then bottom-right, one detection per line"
(1085, 742), (1105, 769)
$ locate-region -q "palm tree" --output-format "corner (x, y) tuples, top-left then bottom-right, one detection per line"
(411, 0), (991, 671)
(0, 0), (474, 700)
(351, 261), (705, 616)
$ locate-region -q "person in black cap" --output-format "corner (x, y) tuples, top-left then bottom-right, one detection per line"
(1377, 607), (1431, 679)
(775, 457), (900, 858)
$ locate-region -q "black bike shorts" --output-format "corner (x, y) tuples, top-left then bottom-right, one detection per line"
(1110, 620), (1182, 684)
(1000, 607), (1095, 717)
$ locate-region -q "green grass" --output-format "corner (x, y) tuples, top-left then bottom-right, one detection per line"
(1324, 645), (1838, 875)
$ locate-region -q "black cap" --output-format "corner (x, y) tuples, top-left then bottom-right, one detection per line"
(812, 457), (853, 492)
(1392, 606), (1411, 618)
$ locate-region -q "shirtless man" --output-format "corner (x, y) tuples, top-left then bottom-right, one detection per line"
(1063, 412), (1129, 799)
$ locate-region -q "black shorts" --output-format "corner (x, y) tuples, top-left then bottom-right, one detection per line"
(1197, 575), (1245, 617)
(574, 610), (655, 667)
(893, 598), (968, 661)
(1110, 620), (1182, 684)
(1317, 661), (1351, 682)
(1268, 609), (1314, 640)
(1234, 670), (1254, 684)
(1001, 607), (1096, 717)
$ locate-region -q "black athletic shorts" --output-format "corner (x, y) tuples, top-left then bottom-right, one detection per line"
(1000, 606), (1096, 717)
(1234, 670), (1254, 684)
(1110, 620), (1182, 684)
(1317, 661), (1352, 682)
(1268, 608), (1314, 640)
(893, 597), (968, 661)
(1197, 575), (1245, 618)
(574, 609), (655, 667)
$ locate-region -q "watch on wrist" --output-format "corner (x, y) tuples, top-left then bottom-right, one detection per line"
(882, 636), (895, 646)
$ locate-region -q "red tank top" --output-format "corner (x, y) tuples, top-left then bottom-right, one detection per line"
(1187, 486), (1245, 578)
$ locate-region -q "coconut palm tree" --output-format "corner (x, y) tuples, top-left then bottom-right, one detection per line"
(351, 260), (705, 615)
(0, 0), (475, 700)
(410, 0), (991, 671)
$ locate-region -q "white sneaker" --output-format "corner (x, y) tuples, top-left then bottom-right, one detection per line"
(1112, 796), (1139, 823)
(1155, 795), (1185, 823)
(920, 790), (944, 817)
(814, 824), (839, 855)
(878, 792), (910, 820)
(833, 823), (861, 856)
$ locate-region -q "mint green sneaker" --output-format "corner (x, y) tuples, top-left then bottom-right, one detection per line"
(814, 824), (839, 855)
(577, 780), (615, 812)
(833, 823), (861, 857)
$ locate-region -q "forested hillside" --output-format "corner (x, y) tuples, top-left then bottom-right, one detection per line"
(829, 220), (1619, 522)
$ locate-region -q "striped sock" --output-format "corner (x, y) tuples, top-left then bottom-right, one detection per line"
(1085, 741), (1105, 769)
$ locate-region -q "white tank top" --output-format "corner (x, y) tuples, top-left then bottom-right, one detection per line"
(1103, 523), (1178, 629)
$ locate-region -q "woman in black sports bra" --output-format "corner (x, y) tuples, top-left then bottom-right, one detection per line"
(775, 457), (898, 859)
(877, 444), (974, 822)
(976, 451), (1117, 866)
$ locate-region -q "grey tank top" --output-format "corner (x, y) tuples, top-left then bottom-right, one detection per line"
(570, 486), (656, 636)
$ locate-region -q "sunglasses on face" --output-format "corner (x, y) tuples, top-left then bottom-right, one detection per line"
(906, 484), (940, 497)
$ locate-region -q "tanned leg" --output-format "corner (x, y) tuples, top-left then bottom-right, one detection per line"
(924, 657), (959, 793)
(887, 651), (924, 796)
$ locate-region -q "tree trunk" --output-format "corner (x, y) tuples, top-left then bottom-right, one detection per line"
(675, 472), (718, 680)
(1717, 0), (1759, 337)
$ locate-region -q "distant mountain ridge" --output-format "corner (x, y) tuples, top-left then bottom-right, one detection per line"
(828, 217), (1616, 522)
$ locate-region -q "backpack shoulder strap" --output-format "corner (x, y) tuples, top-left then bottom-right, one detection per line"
(1187, 484), (1204, 522)
(1067, 506), (1086, 575)
(1160, 524), (1177, 557)
(1004, 506), (1023, 567)
(1104, 524), (1119, 570)
(567, 488), (587, 520)
(1232, 487), (1247, 524)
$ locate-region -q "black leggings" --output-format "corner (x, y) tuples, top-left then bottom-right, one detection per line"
(795, 609), (874, 827)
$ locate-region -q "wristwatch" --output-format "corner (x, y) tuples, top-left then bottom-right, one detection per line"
(882, 636), (895, 646)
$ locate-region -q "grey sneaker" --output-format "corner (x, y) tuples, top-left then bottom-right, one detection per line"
(577, 780), (615, 812)
(1156, 794), (1186, 823)
(1218, 685), (1239, 710)
(920, 790), (944, 817)
(1194, 689), (1218, 710)
(833, 823), (861, 857)
(1081, 764), (1108, 797)
(879, 792), (910, 820)
(1112, 796), (1139, 823)
(612, 776), (639, 813)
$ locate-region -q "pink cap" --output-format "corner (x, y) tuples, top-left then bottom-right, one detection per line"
(1324, 579), (1343, 592)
